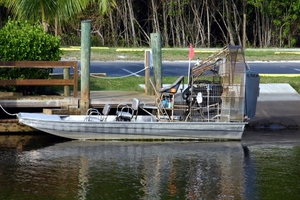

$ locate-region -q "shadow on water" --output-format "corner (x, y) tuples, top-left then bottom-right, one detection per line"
(241, 129), (300, 200)
(0, 131), (299, 200)
(0, 133), (71, 151)
(242, 129), (300, 146)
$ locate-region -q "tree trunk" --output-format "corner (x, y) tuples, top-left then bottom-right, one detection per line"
(162, 2), (169, 47)
(168, 2), (176, 46)
(126, 0), (137, 46)
(257, 7), (262, 47)
(206, 0), (210, 47)
(243, 0), (247, 49)
(151, 0), (160, 33)
(213, 2), (230, 45)
(109, 12), (117, 46)
(178, 0), (186, 47)
(231, 0), (242, 45)
(225, 0), (235, 45)
(55, 17), (58, 36)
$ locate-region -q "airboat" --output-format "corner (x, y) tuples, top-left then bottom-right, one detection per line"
(17, 45), (260, 140)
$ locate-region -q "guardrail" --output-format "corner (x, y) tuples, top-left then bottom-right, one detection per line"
(0, 61), (78, 97)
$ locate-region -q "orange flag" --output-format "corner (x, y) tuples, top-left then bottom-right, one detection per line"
(188, 44), (195, 60)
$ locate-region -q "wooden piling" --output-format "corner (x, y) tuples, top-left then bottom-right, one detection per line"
(144, 50), (152, 95)
(80, 20), (92, 115)
(150, 33), (162, 91)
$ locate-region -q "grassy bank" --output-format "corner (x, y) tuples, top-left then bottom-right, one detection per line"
(260, 76), (300, 93)
(87, 76), (300, 93)
(61, 47), (300, 62)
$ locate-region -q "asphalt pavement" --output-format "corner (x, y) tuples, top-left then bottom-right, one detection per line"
(53, 61), (300, 76)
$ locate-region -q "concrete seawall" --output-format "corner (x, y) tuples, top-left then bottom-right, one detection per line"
(248, 83), (300, 129)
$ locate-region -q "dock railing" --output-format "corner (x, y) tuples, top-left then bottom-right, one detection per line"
(0, 61), (78, 97)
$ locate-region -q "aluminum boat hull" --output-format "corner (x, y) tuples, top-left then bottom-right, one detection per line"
(18, 113), (246, 140)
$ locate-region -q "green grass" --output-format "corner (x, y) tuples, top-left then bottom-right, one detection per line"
(61, 47), (300, 61)
(260, 76), (300, 93)
(86, 76), (300, 93)
(88, 76), (179, 92)
(89, 76), (145, 92)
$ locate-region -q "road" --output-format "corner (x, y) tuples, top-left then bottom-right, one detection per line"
(54, 61), (300, 76)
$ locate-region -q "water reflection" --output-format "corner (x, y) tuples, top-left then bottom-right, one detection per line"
(0, 131), (299, 200)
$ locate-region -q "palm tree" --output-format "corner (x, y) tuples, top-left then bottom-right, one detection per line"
(4, 0), (115, 32)
(97, 0), (116, 14)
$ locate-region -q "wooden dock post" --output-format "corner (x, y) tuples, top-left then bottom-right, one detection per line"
(150, 33), (162, 91)
(144, 50), (152, 95)
(63, 68), (70, 96)
(80, 20), (92, 115)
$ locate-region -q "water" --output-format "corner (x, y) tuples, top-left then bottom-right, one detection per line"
(0, 131), (299, 200)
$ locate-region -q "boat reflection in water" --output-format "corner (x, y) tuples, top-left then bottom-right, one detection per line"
(0, 131), (299, 199)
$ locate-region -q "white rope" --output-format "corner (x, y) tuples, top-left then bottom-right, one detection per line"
(89, 66), (150, 79)
(0, 105), (17, 116)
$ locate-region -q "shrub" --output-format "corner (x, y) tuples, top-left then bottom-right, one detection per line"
(0, 19), (61, 94)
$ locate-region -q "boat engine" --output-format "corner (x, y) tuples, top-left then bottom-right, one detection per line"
(184, 45), (259, 122)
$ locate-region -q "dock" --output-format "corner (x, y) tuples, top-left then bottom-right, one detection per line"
(0, 91), (154, 109)
(248, 83), (300, 130)
(0, 91), (155, 132)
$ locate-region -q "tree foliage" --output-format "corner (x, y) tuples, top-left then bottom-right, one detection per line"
(69, 0), (300, 48)
(1, 0), (300, 48)
(0, 19), (60, 61)
(4, 0), (90, 32)
(0, 19), (61, 94)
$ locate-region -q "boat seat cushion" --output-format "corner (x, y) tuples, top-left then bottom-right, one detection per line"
(102, 104), (111, 116)
(116, 111), (132, 120)
(116, 98), (140, 121)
